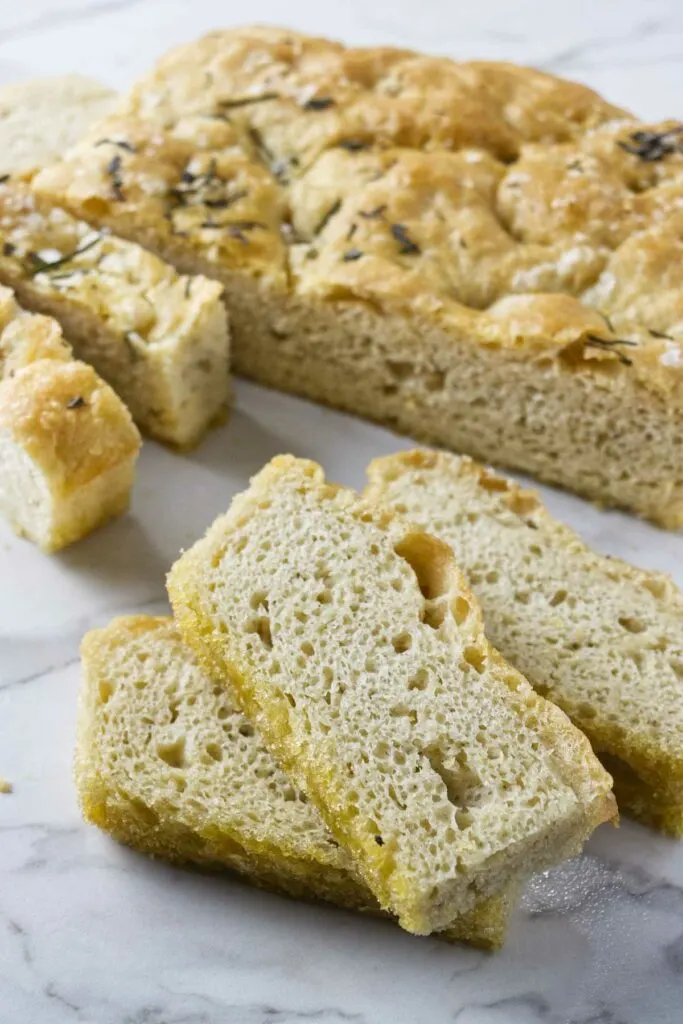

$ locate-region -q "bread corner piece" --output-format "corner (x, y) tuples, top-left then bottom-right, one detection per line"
(77, 614), (518, 949)
(366, 447), (683, 836)
(0, 290), (140, 551)
(167, 455), (615, 935)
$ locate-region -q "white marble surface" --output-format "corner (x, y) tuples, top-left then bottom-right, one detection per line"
(1, 3), (683, 1022)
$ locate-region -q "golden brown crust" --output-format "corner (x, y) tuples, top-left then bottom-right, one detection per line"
(0, 358), (139, 492)
(33, 28), (683, 408)
(0, 284), (71, 377)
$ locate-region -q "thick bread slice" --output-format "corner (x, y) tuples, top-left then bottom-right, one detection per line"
(167, 455), (615, 935)
(366, 450), (683, 835)
(78, 615), (517, 949)
(33, 27), (683, 526)
(0, 75), (116, 179)
(0, 286), (139, 551)
(0, 181), (229, 449)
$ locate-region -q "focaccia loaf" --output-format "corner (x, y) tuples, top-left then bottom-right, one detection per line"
(0, 286), (140, 551)
(78, 615), (517, 949)
(366, 450), (683, 835)
(33, 27), (683, 525)
(167, 455), (615, 935)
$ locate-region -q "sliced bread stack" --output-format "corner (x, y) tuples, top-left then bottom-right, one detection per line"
(78, 615), (518, 949)
(151, 454), (616, 938)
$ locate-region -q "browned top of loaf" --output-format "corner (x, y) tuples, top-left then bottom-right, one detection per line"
(32, 26), (683, 402)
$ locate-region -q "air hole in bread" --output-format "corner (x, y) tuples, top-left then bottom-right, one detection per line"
(407, 669), (428, 691)
(250, 590), (269, 610)
(392, 631), (412, 654)
(98, 680), (114, 704)
(205, 742), (222, 762)
(549, 589), (568, 607)
(463, 646), (486, 674)
(246, 615), (273, 648)
(156, 736), (187, 769)
(394, 531), (451, 601)
(618, 616), (646, 634)
(423, 601), (446, 630)
(237, 721), (252, 736)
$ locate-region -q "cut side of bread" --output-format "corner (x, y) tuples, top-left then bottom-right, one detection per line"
(0, 286), (139, 551)
(366, 450), (683, 835)
(0, 75), (116, 179)
(33, 27), (683, 526)
(0, 182), (229, 449)
(78, 615), (517, 949)
(168, 455), (615, 935)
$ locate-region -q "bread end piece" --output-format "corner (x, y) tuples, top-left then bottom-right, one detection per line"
(0, 359), (140, 550)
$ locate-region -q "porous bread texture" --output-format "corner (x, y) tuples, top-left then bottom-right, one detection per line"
(32, 26), (683, 525)
(0, 285), (140, 551)
(168, 455), (615, 935)
(0, 181), (230, 449)
(78, 615), (516, 949)
(0, 75), (116, 178)
(366, 449), (683, 835)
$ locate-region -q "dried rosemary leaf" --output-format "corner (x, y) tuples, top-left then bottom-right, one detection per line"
(219, 92), (280, 109)
(313, 199), (341, 236)
(342, 248), (364, 262)
(585, 334), (637, 366)
(391, 223), (420, 255)
(302, 97), (335, 111)
(618, 126), (683, 162)
(359, 204), (387, 220)
(337, 139), (369, 152)
(67, 396), (86, 409)
(95, 138), (137, 153)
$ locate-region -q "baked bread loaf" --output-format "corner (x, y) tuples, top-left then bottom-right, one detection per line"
(33, 27), (683, 525)
(0, 286), (140, 551)
(78, 614), (517, 949)
(168, 455), (615, 935)
(0, 75), (116, 179)
(366, 450), (683, 835)
(0, 181), (229, 449)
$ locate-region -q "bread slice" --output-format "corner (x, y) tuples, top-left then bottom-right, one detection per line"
(0, 75), (116, 179)
(78, 614), (517, 949)
(33, 27), (683, 526)
(0, 181), (229, 449)
(167, 455), (615, 934)
(366, 450), (683, 835)
(0, 286), (140, 551)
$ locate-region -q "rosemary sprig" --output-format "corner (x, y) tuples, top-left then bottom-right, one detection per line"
(649, 328), (674, 340)
(106, 154), (125, 201)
